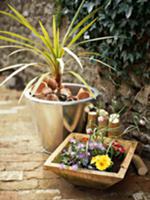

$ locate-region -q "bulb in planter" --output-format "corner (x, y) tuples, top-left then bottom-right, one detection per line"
(86, 111), (97, 134)
(45, 78), (58, 91)
(60, 87), (72, 98)
(98, 109), (109, 132)
(108, 114), (121, 137)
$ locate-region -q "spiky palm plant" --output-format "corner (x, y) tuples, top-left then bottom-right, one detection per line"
(0, 0), (114, 98)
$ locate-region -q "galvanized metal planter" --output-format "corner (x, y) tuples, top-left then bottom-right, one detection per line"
(25, 83), (100, 152)
(44, 133), (137, 189)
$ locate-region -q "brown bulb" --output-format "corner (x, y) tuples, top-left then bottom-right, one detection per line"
(46, 93), (59, 101)
(46, 78), (58, 90)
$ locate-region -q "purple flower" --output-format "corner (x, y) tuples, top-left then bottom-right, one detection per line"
(88, 141), (105, 151)
(71, 164), (78, 171)
(69, 138), (76, 144)
(77, 143), (85, 149)
(97, 143), (106, 151)
(78, 152), (86, 159)
(78, 152), (90, 159)
(88, 141), (95, 150)
(59, 163), (66, 169)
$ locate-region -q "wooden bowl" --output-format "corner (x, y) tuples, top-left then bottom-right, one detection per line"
(44, 133), (137, 189)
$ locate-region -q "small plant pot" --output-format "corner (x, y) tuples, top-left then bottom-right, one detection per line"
(44, 133), (137, 189)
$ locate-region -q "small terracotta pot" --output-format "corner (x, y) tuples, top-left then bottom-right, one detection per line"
(77, 88), (90, 99)
(35, 82), (46, 94)
(98, 116), (108, 129)
(108, 122), (121, 137)
(42, 87), (52, 95)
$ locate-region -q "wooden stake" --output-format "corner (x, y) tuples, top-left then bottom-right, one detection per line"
(132, 154), (148, 176)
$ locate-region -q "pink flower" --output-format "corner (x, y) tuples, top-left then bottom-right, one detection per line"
(98, 116), (105, 122)
(86, 128), (93, 135)
(69, 138), (76, 144)
(112, 141), (125, 154)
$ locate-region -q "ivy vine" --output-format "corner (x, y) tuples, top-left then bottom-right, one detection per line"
(59, 0), (150, 83)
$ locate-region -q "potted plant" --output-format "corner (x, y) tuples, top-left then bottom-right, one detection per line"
(0, 0), (114, 151)
(44, 131), (137, 189)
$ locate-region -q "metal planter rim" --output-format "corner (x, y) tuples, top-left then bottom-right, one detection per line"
(24, 82), (100, 106)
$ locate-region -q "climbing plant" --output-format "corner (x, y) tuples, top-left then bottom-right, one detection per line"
(60, 0), (150, 83)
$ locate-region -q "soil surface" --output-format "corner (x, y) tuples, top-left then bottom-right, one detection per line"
(0, 87), (150, 200)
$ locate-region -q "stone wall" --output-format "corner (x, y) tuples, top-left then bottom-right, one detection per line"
(0, 0), (56, 89)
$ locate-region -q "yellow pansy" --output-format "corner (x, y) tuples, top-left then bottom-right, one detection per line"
(91, 155), (101, 164)
(91, 155), (112, 171)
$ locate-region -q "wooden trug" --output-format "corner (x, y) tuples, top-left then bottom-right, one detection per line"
(44, 133), (137, 189)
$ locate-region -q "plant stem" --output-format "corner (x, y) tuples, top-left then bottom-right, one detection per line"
(55, 72), (62, 89)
